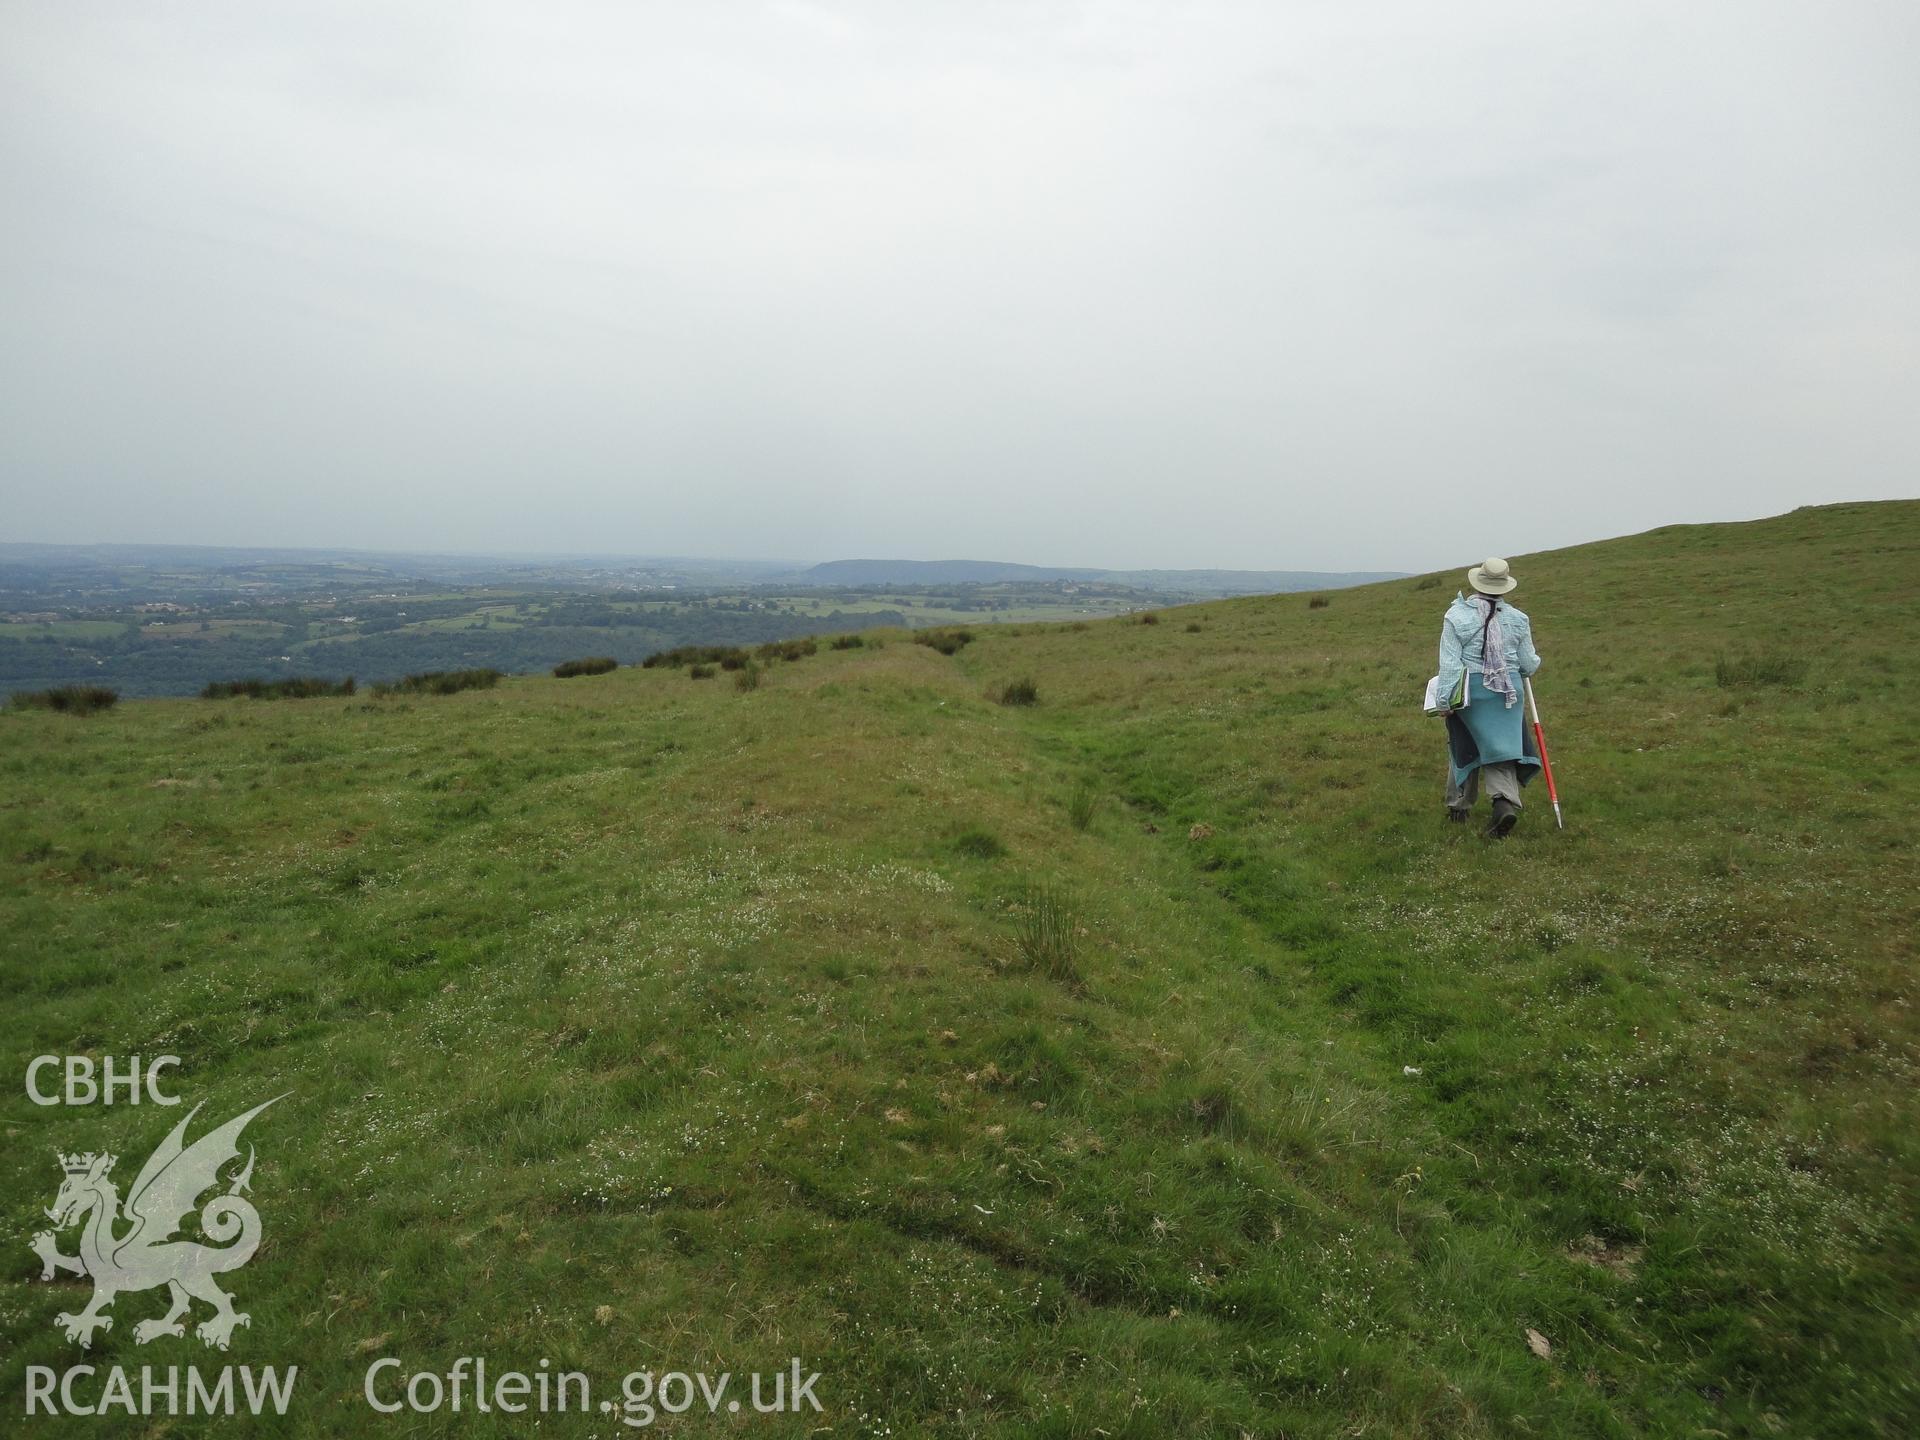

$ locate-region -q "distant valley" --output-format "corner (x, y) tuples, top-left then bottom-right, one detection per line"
(0, 543), (1402, 697)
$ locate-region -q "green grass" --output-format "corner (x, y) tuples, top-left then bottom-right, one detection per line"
(1, 501), (1916, 1437)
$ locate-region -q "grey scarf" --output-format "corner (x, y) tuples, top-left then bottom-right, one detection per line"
(1475, 596), (1518, 708)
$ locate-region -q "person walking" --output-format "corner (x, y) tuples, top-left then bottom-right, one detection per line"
(1435, 557), (1543, 837)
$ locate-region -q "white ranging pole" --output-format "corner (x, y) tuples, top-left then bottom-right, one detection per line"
(1523, 677), (1565, 830)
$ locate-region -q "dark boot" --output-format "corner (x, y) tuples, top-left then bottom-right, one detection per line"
(1486, 798), (1519, 839)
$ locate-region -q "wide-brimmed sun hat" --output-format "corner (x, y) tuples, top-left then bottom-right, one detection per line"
(1467, 557), (1517, 595)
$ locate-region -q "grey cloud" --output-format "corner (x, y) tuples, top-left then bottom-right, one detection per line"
(2, 0), (1915, 570)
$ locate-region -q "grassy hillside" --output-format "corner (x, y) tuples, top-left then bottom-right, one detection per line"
(3, 501), (1915, 1438)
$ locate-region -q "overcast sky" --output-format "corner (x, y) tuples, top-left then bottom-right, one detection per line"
(2, 2), (1915, 570)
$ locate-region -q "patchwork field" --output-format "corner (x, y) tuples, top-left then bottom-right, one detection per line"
(0, 574), (1178, 697)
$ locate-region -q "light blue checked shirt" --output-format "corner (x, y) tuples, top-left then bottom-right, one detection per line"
(1436, 592), (1541, 707)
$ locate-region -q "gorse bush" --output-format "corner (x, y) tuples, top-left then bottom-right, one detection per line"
(643, 645), (748, 670)
(1015, 881), (1080, 981)
(552, 656), (618, 678)
(830, 634), (865, 650)
(734, 663), (762, 692)
(688, 664), (716, 680)
(1715, 652), (1809, 688)
(997, 678), (1039, 707)
(1308, 597), (1331, 610)
(11, 685), (119, 715)
(914, 629), (973, 656)
(757, 638), (817, 663)
(1138, 612), (1159, 625)
(1414, 575), (1442, 590)
(201, 676), (355, 700)
(1185, 622), (1203, 633)
(371, 668), (502, 698)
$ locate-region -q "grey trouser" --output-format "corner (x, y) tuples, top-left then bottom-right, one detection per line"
(1446, 761), (1522, 811)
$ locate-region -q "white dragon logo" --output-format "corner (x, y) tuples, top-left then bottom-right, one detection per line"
(29, 1096), (283, 1350)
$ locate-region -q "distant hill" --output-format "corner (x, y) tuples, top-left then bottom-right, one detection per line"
(796, 558), (1404, 592)
(1, 543), (1399, 596)
(0, 542), (797, 590)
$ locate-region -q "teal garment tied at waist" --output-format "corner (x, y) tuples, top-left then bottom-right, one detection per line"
(1445, 668), (1542, 787)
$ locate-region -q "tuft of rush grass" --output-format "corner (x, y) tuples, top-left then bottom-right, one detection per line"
(995, 677), (1039, 707)
(1012, 880), (1080, 980)
(1714, 651), (1809, 687)
(953, 826), (1008, 860)
(1, 500), (1916, 1438)
(1065, 781), (1101, 832)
